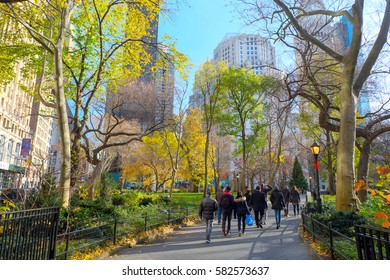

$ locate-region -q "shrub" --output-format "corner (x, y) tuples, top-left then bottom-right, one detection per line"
(111, 194), (126, 206)
(305, 199), (367, 236)
(328, 211), (367, 235)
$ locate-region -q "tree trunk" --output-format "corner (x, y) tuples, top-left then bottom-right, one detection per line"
(336, 70), (359, 211)
(326, 131), (336, 195)
(71, 136), (81, 188)
(87, 161), (102, 199)
(204, 132), (210, 198)
(241, 127), (246, 193)
(169, 169), (176, 198)
(56, 4), (72, 208)
(357, 140), (371, 202)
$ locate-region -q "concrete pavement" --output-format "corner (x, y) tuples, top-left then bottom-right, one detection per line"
(106, 206), (318, 260)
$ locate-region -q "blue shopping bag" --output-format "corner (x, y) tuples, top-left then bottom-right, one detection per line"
(245, 213), (254, 226)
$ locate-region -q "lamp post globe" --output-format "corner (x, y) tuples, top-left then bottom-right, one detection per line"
(310, 142), (322, 213)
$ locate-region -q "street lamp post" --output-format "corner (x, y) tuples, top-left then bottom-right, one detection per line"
(236, 174), (240, 192)
(311, 142), (322, 212)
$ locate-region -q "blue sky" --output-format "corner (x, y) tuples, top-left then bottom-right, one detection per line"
(159, 0), (254, 90)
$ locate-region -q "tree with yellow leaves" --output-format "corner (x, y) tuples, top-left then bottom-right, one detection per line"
(180, 108), (211, 192)
(122, 130), (175, 192)
(1, 0), (188, 207)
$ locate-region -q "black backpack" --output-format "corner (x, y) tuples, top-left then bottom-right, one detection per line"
(220, 194), (231, 209)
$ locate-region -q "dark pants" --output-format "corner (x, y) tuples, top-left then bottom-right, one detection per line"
(222, 209), (232, 234)
(237, 213), (246, 233)
(293, 204), (299, 215)
(284, 202), (290, 216)
(253, 209), (265, 227)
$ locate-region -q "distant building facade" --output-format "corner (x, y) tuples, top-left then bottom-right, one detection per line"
(213, 33), (276, 75)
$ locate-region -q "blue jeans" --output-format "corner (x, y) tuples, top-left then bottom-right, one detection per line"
(217, 205), (223, 222)
(274, 209), (282, 225)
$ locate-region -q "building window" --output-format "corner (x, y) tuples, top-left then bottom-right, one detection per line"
(6, 140), (13, 162)
(0, 135), (4, 161)
(14, 143), (20, 165)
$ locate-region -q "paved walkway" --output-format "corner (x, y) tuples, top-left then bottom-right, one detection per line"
(106, 206), (318, 260)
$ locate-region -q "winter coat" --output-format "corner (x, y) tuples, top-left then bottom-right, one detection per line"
(216, 190), (224, 204)
(282, 188), (291, 203)
(234, 196), (249, 216)
(199, 196), (218, 220)
(244, 191), (252, 207)
(290, 189), (301, 205)
(250, 190), (267, 211)
(270, 189), (285, 210)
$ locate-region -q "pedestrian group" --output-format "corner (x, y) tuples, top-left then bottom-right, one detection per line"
(199, 184), (301, 243)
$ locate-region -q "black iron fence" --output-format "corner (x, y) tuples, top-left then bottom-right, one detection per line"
(55, 207), (197, 259)
(355, 225), (390, 260)
(302, 213), (390, 260)
(0, 207), (59, 260)
(1, 206), (196, 260)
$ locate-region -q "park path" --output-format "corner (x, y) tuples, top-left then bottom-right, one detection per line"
(105, 203), (318, 260)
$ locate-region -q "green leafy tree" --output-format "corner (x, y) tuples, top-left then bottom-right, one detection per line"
(1, 0), (188, 207)
(218, 67), (275, 192)
(289, 157), (309, 191)
(193, 60), (227, 196)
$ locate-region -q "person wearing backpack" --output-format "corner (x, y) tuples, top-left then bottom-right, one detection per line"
(199, 190), (218, 243)
(220, 186), (234, 236)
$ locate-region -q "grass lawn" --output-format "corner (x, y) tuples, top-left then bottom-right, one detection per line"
(157, 192), (204, 208)
(171, 192), (204, 207)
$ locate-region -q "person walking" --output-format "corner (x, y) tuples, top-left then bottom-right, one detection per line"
(270, 186), (285, 229)
(234, 191), (249, 236)
(281, 186), (291, 217)
(219, 186), (235, 236)
(250, 186), (267, 228)
(244, 186), (252, 209)
(290, 185), (301, 216)
(260, 184), (272, 225)
(215, 186), (225, 224)
(199, 190), (218, 243)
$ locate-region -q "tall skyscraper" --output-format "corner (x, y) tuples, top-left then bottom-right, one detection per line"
(106, 4), (174, 128)
(213, 33), (276, 75)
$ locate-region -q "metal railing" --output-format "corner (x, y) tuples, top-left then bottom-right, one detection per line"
(302, 213), (358, 259)
(302, 213), (390, 260)
(0, 207), (59, 260)
(355, 225), (390, 260)
(55, 207), (197, 259)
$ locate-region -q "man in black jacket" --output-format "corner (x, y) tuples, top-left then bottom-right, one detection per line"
(250, 186), (267, 228)
(220, 186), (235, 236)
(199, 190), (218, 243)
(260, 184), (272, 225)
